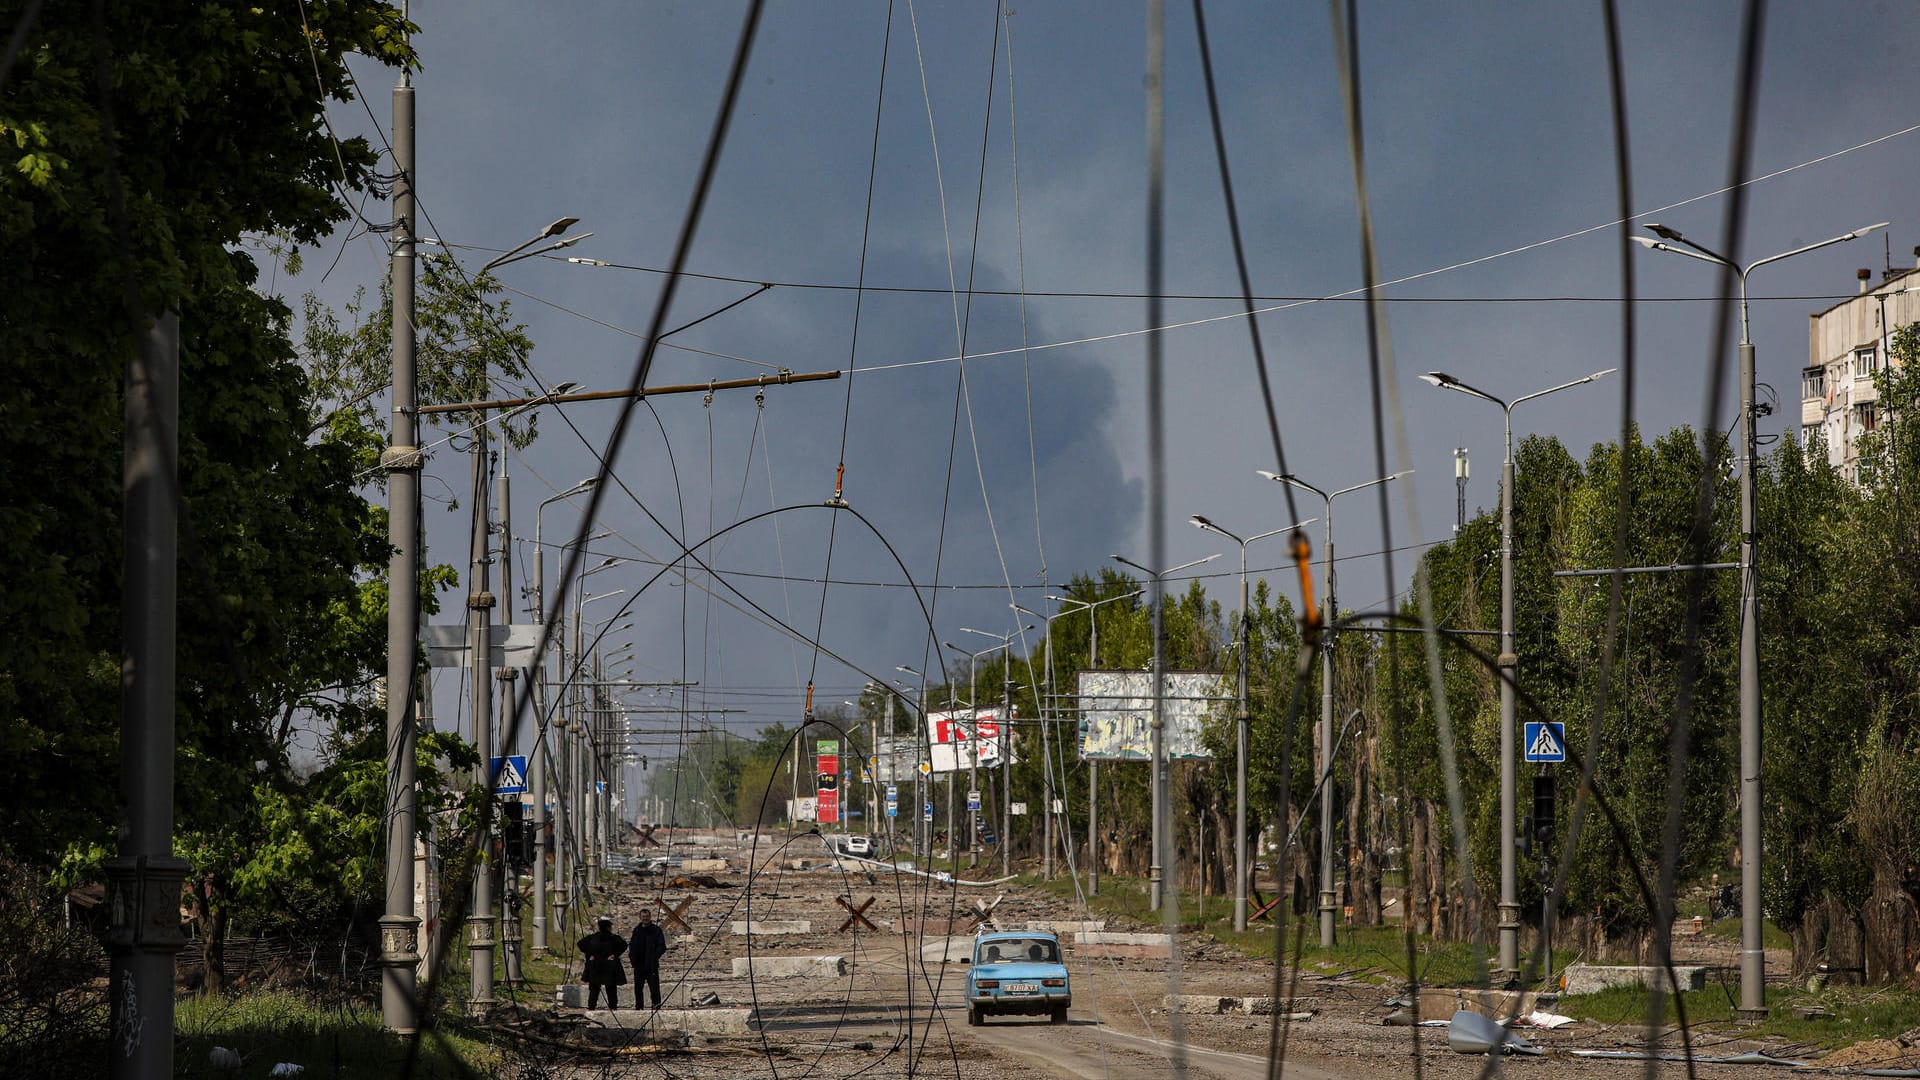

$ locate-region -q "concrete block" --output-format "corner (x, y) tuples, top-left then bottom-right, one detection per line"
(731, 920), (812, 935)
(730, 955), (847, 979)
(1076, 942), (1172, 959)
(1560, 964), (1706, 996)
(1075, 931), (1172, 946)
(679, 858), (730, 873)
(1074, 931), (1173, 959)
(916, 937), (976, 964)
(593, 1007), (754, 1035)
(1026, 920), (1106, 935)
(557, 984), (589, 1007)
(1241, 996), (1319, 1015)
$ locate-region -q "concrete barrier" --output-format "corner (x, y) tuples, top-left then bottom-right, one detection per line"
(593, 1008), (754, 1035)
(1074, 931), (1172, 959)
(1026, 920), (1106, 935)
(1075, 932), (1171, 945)
(1560, 964), (1706, 996)
(679, 858), (730, 873)
(917, 937), (976, 964)
(730, 955), (847, 979)
(731, 920), (812, 936)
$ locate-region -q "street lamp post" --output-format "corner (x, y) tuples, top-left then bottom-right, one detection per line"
(528, 480), (594, 953)
(1112, 553), (1222, 911)
(573, 571), (624, 896)
(1633, 219), (1885, 1019)
(962, 625), (1034, 876)
(1012, 603), (1065, 880)
(1047, 589), (1143, 896)
(1420, 367), (1612, 980)
(944, 638), (1014, 869)
(896, 667), (929, 859)
(1189, 515), (1317, 933)
(1259, 472), (1407, 946)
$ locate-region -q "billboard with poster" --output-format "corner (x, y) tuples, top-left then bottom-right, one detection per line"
(1074, 670), (1227, 761)
(924, 707), (1017, 773)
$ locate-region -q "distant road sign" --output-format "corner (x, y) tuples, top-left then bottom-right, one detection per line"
(923, 801), (934, 822)
(490, 755), (528, 795)
(967, 790), (982, 811)
(1523, 722), (1567, 763)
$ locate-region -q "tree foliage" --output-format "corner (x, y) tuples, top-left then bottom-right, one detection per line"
(0, 0), (447, 963)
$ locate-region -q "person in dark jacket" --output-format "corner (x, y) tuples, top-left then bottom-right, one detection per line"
(628, 908), (668, 1008)
(577, 916), (628, 1008)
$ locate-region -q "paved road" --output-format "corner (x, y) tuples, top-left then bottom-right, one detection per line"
(964, 1014), (1343, 1080)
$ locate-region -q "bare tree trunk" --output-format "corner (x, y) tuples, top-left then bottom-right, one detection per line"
(1349, 728), (1382, 925)
(1410, 797), (1431, 936)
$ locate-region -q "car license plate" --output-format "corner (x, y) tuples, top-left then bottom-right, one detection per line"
(1005, 983), (1037, 993)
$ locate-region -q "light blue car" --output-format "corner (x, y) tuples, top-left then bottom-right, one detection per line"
(966, 931), (1070, 1025)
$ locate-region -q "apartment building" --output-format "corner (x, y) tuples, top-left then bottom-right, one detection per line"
(1803, 255), (1920, 478)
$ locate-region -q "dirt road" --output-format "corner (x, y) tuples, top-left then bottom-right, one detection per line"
(549, 830), (1837, 1079)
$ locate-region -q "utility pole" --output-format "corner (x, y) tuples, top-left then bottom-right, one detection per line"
(1454, 448), (1469, 536)
(108, 313), (187, 1080)
(496, 467), (523, 986)
(1002, 668), (1014, 877)
(466, 434), (497, 1011)
(378, 69), (422, 1037)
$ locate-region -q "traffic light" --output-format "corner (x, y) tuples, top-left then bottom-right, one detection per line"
(502, 800), (530, 867)
(1532, 771), (1555, 848)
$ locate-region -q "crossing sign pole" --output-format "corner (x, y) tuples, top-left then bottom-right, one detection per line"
(1522, 722), (1567, 763)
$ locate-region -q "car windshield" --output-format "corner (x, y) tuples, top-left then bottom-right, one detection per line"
(978, 937), (1058, 964)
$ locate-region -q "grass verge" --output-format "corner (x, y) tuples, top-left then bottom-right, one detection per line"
(175, 989), (506, 1079)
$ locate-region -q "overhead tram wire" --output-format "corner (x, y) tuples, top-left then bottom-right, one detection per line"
(520, 116), (1920, 302)
(1640, 0), (1772, 1070)
(1312, 1), (1481, 1075)
(803, 0), (895, 738)
(405, 4), (771, 1056)
(1001, 9), (1049, 586)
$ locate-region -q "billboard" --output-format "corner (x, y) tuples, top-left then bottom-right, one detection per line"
(873, 734), (922, 783)
(925, 707), (1016, 773)
(1074, 670), (1228, 761)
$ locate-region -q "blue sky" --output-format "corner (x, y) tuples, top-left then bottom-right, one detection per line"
(288, 2), (1920, 780)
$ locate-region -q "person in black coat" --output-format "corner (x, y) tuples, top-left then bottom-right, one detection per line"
(577, 916), (628, 1008)
(628, 907), (668, 1008)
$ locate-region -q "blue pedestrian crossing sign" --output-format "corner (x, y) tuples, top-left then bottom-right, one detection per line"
(490, 754), (529, 795)
(1523, 722), (1567, 763)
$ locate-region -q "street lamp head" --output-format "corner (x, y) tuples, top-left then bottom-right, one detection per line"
(550, 381), (579, 396)
(1190, 514), (1217, 533)
(1645, 222), (1684, 241)
(542, 216), (581, 238)
(1849, 222), (1892, 241)
(1630, 235), (1666, 250)
(1418, 372), (1457, 389)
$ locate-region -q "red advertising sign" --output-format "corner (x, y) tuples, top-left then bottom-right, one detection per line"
(817, 788), (839, 824)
